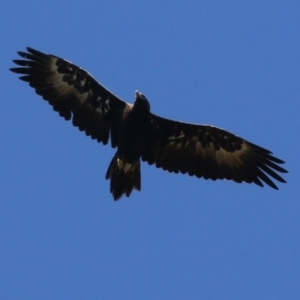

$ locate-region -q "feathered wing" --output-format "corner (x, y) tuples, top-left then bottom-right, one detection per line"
(10, 47), (127, 147)
(142, 114), (287, 189)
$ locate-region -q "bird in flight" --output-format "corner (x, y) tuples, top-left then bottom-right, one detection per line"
(10, 47), (287, 200)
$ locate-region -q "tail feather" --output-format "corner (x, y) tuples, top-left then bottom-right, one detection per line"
(105, 155), (141, 200)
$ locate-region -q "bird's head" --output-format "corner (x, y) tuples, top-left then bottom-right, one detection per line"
(134, 90), (151, 112)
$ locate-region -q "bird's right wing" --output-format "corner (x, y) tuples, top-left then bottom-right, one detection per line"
(10, 47), (127, 146)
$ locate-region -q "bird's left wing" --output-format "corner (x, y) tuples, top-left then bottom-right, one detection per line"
(142, 113), (287, 189)
(10, 47), (127, 146)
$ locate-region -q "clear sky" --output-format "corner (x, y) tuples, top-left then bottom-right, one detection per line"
(1, 1), (299, 299)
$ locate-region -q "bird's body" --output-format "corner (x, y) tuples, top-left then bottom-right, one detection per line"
(106, 93), (152, 199)
(10, 47), (287, 200)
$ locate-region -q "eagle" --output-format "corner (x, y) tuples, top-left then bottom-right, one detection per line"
(10, 47), (287, 200)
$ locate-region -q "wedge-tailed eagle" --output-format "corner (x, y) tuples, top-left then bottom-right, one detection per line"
(10, 47), (287, 200)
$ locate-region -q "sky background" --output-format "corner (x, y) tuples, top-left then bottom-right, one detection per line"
(1, 1), (299, 299)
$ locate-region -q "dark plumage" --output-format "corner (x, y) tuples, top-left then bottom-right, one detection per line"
(10, 47), (287, 200)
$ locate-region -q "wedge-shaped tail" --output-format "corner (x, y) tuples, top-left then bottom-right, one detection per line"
(106, 155), (141, 200)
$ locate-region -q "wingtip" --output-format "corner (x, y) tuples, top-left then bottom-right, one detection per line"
(26, 46), (37, 53)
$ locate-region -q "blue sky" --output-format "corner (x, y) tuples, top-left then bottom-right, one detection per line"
(1, 1), (299, 299)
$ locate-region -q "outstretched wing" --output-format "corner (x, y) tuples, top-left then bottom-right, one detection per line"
(10, 47), (127, 146)
(142, 114), (287, 189)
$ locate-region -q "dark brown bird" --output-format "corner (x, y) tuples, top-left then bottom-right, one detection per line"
(10, 47), (287, 200)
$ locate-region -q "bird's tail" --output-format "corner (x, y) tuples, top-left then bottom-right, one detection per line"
(105, 154), (141, 200)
